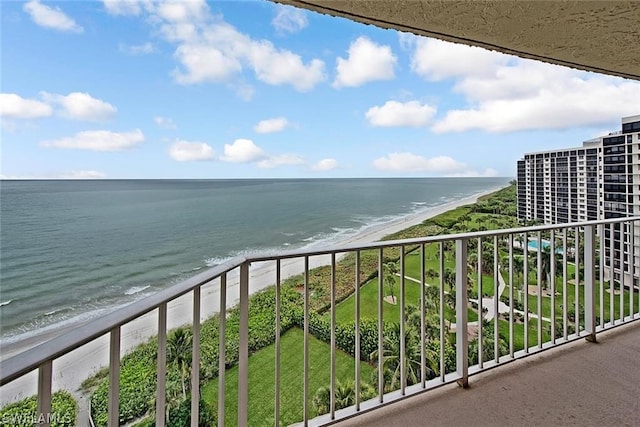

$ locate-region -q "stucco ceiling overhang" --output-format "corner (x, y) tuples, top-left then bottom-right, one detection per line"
(274, 0), (640, 81)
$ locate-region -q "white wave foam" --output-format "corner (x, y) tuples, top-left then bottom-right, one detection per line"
(44, 306), (73, 316)
(0, 300), (12, 307)
(124, 285), (150, 295)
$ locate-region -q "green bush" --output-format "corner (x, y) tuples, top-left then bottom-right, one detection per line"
(0, 391), (76, 427)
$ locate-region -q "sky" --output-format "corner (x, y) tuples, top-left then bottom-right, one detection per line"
(1, 0), (639, 180)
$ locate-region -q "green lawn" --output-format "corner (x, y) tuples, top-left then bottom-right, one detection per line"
(332, 275), (478, 325)
(201, 327), (375, 426)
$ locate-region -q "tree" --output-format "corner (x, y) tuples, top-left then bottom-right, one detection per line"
(313, 380), (376, 415)
(443, 268), (456, 293)
(468, 320), (508, 365)
(167, 328), (193, 400)
(539, 245), (563, 290)
(383, 261), (398, 304)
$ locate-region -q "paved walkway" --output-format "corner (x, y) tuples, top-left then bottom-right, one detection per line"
(335, 321), (640, 427)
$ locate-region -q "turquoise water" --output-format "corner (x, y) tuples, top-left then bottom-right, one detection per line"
(528, 239), (563, 254)
(0, 178), (509, 343)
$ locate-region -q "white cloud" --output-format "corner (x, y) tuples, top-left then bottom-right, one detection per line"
(172, 44), (242, 84)
(221, 139), (266, 163)
(0, 93), (52, 119)
(57, 170), (107, 179)
(333, 37), (397, 88)
(102, 0), (145, 16)
(154, 116), (177, 129)
(168, 140), (214, 161)
(365, 101), (436, 127)
(311, 158), (339, 171)
(257, 154), (305, 168)
(447, 168), (501, 177)
(0, 170), (107, 180)
(247, 41), (326, 91)
(411, 38), (509, 81)
(272, 5), (308, 34)
(41, 129), (144, 151)
(431, 62), (640, 133)
(373, 152), (467, 173)
(23, 0), (83, 33)
(409, 38), (640, 133)
(254, 117), (289, 134)
(41, 92), (117, 121)
(145, 3), (325, 91)
(120, 42), (155, 55)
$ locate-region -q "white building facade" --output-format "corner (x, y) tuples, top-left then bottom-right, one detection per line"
(517, 115), (640, 287)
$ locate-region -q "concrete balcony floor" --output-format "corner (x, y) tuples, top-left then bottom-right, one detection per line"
(336, 322), (640, 427)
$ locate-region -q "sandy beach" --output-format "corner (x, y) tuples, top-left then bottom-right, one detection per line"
(0, 187), (501, 407)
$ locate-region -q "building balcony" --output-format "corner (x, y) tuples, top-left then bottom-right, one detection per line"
(1, 218), (639, 426)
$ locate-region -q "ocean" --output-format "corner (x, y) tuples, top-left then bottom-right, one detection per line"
(0, 178), (509, 344)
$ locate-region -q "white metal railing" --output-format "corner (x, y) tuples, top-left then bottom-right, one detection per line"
(1, 217), (640, 426)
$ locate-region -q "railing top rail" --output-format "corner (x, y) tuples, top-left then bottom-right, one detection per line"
(2, 215), (638, 386)
(0, 257), (246, 386)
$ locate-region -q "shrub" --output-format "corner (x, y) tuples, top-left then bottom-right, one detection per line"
(0, 391), (76, 427)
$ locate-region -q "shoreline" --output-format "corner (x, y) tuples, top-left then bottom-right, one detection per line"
(0, 185), (505, 405)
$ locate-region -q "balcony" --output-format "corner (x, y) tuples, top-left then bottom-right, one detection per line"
(1, 218), (639, 426)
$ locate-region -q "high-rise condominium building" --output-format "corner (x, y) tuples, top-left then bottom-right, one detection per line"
(517, 115), (640, 287)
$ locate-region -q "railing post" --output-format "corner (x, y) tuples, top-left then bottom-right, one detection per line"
(37, 360), (52, 427)
(455, 238), (469, 388)
(108, 327), (120, 427)
(238, 262), (249, 427)
(584, 225), (597, 342)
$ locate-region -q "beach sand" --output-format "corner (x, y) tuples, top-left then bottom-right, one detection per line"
(0, 187), (502, 406)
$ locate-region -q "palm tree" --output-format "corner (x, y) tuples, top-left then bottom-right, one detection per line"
(443, 268), (456, 293)
(540, 245), (563, 290)
(370, 323), (423, 391)
(383, 261), (398, 304)
(167, 328), (193, 399)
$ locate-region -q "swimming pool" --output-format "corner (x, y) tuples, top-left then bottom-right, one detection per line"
(527, 239), (563, 254)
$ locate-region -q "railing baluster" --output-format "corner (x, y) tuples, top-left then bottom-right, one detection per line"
(508, 234), (514, 357)
(524, 231), (529, 351)
(439, 242), (445, 383)
(330, 253), (336, 419)
(274, 263), (281, 426)
(302, 256), (310, 425)
(108, 326), (120, 427)
(636, 219), (640, 318)
(191, 287), (201, 427)
(238, 262), (249, 427)
(420, 244), (426, 387)
(377, 248), (384, 402)
(37, 361), (52, 427)
(400, 246), (406, 394)
(537, 231), (542, 349)
(455, 238), (468, 388)
(494, 236), (499, 362)
(355, 251), (361, 410)
(575, 228), (580, 333)
(478, 237), (483, 368)
(218, 274), (227, 427)
(550, 230), (556, 344)
(563, 231), (568, 339)
(156, 304), (167, 427)
(619, 224), (625, 322)
(627, 221), (635, 319)
(599, 224), (605, 327)
(584, 225), (596, 342)
(610, 223), (615, 325)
